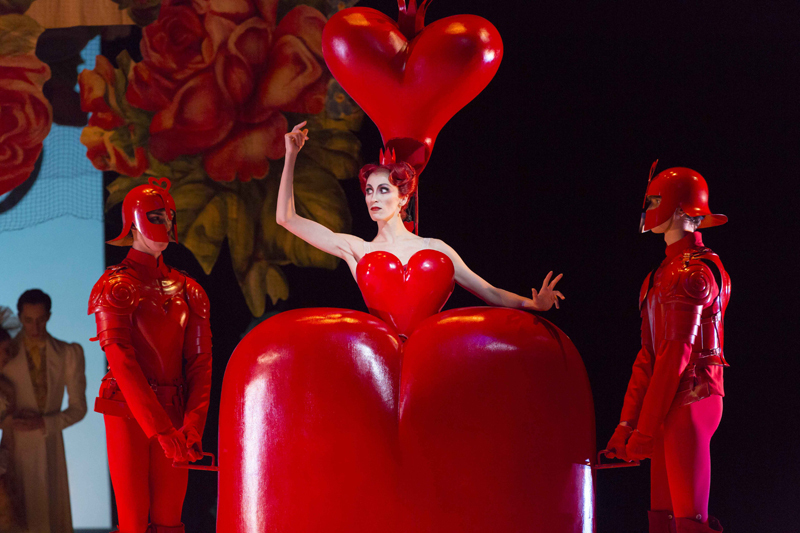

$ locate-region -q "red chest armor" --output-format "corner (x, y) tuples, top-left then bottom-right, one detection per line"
(90, 263), (191, 386)
(88, 249), (212, 437)
(639, 243), (731, 407)
(640, 247), (730, 369)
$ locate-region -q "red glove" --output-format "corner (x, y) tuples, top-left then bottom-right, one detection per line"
(180, 424), (203, 462)
(605, 424), (633, 461)
(625, 429), (655, 460)
(156, 427), (189, 462)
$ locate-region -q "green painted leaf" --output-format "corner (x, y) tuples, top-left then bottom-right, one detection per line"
(181, 191), (232, 274)
(261, 162), (351, 270)
(299, 128), (361, 181)
(105, 176), (148, 211)
(0, 14), (42, 56)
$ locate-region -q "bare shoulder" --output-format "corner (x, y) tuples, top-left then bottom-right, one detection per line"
(427, 238), (458, 256)
(336, 233), (367, 259)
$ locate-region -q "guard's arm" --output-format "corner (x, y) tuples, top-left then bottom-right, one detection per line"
(181, 278), (213, 450)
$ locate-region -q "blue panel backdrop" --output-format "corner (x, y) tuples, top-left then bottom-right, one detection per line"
(0, 36), (111, 530)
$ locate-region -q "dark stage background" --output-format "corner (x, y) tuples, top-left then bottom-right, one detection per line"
(101, 1), (799, 531)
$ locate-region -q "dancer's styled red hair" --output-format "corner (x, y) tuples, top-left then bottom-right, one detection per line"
(358, 162), (418, 218)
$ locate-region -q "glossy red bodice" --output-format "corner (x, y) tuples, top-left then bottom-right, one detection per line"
(217, 307), (595, 532)
(322, 6), (503, 171)
(356, 249), (455, 337)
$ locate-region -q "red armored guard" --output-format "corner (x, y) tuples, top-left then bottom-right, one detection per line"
(606, 167), (731, 533)
(89, 178), (212, 533)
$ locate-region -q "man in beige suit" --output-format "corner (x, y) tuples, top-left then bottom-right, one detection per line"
(1, 289), (87, 532)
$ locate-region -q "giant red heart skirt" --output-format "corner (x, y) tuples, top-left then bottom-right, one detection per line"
(217, 307), (595, 532)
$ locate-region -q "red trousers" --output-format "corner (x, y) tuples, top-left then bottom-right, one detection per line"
(650, 395), (723, 521)
(104, 415), (188, 533)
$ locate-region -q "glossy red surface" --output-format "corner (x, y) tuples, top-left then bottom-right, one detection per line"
(108, 177), (178, 245)
(641, 167), (727, 232)
(356, 249), (455, 337)
(322, 5), (503, 173)
(218, 307), (595, 532)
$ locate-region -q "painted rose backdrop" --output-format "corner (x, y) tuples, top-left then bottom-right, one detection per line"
(0, 10), (52, 196)
(79, 0), (364, 316)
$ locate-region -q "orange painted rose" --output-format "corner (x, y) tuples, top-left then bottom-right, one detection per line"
(0, 54), (52, 195)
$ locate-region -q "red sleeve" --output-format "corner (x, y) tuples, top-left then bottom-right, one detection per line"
(619, 305), (655, 427)
(103, 339), (174, 438)
(182, 278), (212, 436)
(90, 270), (174, 438)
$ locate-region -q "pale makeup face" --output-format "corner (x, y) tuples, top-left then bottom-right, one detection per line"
(645, 195), (671, 234)
(20, 303), (49, 339)
(364, 171), (408, 222)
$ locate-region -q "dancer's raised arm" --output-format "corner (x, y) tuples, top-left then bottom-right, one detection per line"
(431, 240), (565, 311)
(276, 122), (363, 265)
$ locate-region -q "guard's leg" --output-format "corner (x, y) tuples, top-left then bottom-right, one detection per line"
(105, 415), (150, 533)
(648, 425), (675, 532)
(663, 395), (723, 529)
(148, 435), (188, 528)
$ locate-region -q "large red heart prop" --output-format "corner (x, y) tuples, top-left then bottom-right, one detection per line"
(322, 3), (503, 172)
(356, 250), (455, 337)
(217, 307), (595, 532)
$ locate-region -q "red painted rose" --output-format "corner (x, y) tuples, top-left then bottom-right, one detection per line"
(126, 6), (229, 112)
(0, 54), (52, 195)
(121, 1), (329, 181)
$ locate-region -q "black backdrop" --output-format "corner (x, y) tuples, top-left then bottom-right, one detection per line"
(102, 1), (800, 531)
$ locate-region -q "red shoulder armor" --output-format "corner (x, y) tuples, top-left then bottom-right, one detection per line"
(185, 276), (210, 319)
(661, 253), (716, 307)
(88, 266), (139, 315)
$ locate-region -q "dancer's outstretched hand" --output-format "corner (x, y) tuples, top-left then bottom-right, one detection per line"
(285, 121), (309, 156)
(530, 271), (565, 310)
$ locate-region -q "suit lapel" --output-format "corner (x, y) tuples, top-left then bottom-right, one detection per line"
(3, 339), (37, 411)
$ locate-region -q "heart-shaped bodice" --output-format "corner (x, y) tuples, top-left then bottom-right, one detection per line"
(356, 249), (455, 337)
(323, 7), (503, 170)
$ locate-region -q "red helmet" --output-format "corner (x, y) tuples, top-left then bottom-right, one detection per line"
(639, 165), (727, 233)
(108, 177), (178, 246)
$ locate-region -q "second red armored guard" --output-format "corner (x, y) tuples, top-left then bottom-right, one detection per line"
(606, 166), (731, 533)
(89, 178), (212, 533)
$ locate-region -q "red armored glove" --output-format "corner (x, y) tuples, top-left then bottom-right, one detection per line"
(625, 429), (655, 460)
(605, 423), (633, 461)
(157, 427), (189, 462)
(179, 424), (203, 462)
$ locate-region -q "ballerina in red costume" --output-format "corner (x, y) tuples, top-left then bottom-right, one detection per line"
(88, 178), (212, 533)
(277, 122), (565, 327)
(605, 166), (731, 533)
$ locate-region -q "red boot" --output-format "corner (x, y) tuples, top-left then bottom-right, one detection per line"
(148, 524), (185, 533)
(675, 516), (723, 532)
(648, 510), (677, 533)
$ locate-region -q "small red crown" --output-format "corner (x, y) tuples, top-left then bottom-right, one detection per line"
(379, 148), (397, 165)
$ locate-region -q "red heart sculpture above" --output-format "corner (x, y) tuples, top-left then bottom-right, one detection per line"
(322, 2), (503, 173)
(356, 249), (455, 337)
